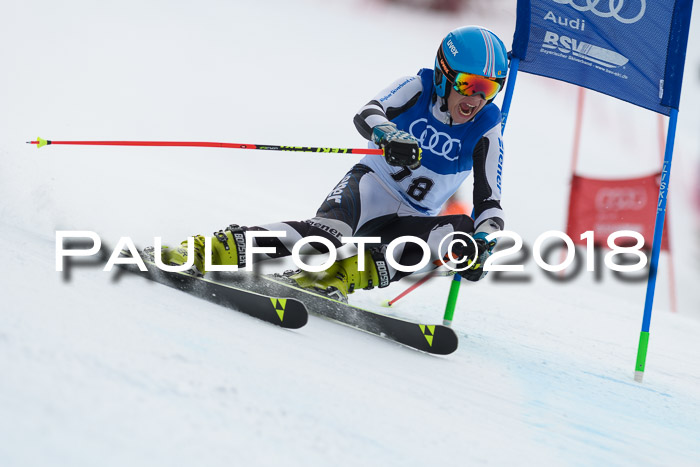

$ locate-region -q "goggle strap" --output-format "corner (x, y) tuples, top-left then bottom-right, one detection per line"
(436, 45), (458, 84)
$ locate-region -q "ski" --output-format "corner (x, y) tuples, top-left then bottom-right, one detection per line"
(119, 252), (456, 353)
(119, 260), (308, 329)
(216, 273), (459, 355)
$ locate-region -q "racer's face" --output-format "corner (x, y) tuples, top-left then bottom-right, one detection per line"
(447, 91), (486, 124)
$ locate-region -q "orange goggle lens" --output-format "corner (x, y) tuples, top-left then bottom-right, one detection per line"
(452, 73), (502, 100)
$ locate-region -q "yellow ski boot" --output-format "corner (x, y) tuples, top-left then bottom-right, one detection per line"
(158, 225), (246, 276)
(287, 248), (390, 302)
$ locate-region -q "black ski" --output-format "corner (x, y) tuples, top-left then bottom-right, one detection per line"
(120, 261), (308, 329)
(219, 273), (459, 355)
(119, 251), (456, 353)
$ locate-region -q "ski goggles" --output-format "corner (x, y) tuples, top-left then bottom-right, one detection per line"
(452, 73), (502, 100)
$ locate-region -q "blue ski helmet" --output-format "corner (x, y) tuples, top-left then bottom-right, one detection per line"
(434, 26), (508, 100)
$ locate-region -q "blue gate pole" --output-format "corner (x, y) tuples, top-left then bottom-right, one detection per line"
(634, 108), (678, 383)
(500, 57), (520, 131)
(443, 57), (520, 326)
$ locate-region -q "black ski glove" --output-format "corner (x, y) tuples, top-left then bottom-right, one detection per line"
(372, 122), (422, 169)
(461, 233), (497, 282)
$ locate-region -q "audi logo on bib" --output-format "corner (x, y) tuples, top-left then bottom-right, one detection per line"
(408, 118), (461, 161)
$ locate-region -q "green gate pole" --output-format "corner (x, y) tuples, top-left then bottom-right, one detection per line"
(441, 58), (520, 326)
(443, 274), (462, 326)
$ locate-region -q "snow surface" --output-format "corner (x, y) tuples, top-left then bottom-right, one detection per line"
(1, 0), (699, 465)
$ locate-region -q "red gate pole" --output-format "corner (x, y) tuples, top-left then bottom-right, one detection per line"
(561, 87), (587, 271)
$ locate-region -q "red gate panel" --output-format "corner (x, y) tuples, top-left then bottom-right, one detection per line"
(566, 173), (669, 251)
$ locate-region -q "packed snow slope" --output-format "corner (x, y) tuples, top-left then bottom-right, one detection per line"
(1, 0), (699, 466)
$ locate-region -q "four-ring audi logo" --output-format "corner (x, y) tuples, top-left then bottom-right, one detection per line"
(408, 118), (461, 161)
(553, 0), (646, 24)
(595, 187), (647, 211)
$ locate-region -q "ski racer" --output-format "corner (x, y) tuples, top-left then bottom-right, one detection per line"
(154, 25), (508, 302)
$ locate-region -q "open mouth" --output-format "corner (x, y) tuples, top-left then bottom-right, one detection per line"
(458, 102), (476, 118)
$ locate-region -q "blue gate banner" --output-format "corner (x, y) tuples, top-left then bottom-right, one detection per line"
(512, 0), (694, 114)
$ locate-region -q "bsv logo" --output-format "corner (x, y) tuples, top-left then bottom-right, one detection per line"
(408, 118), (461, 161)
(543, 31), (629, 67)
(552, 0), (646, 24)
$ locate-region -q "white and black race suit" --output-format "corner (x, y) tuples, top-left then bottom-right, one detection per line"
(242, 68), (505, 283)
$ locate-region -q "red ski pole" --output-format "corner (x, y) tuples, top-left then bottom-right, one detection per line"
(27, 137), (384, 155)
(383, 271), (439, 307)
